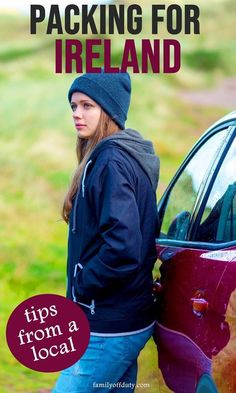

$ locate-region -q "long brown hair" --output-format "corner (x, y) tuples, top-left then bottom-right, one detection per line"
(62, 110), (120, 223)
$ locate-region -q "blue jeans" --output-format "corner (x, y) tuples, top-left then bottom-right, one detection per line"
(52, 325), (154, 393)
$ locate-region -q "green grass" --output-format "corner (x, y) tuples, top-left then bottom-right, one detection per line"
(1, 0), (236, 391)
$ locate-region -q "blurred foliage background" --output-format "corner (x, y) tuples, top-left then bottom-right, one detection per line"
(0, 0), (236, 391)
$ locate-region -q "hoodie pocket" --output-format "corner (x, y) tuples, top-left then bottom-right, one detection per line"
(72, 262), (95, 315)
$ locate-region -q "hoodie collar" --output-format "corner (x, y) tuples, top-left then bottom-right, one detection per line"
(89, 128), (160, 192)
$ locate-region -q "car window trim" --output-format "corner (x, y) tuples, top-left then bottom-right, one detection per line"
(156, 238), (236, 251)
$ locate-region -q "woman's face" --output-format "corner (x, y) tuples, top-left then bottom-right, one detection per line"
(70, 92), (102, 139)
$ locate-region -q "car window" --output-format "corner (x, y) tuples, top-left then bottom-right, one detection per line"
(159, 128), (229, 240)
(196, 137), (236, 243)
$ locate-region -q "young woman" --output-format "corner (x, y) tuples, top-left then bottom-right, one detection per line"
(52, 71), (160, 392)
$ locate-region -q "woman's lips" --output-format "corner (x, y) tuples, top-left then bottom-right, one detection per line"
(75, 124), (86, 129)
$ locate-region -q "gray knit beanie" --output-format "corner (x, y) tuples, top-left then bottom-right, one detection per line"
(68, 70), (131, 129)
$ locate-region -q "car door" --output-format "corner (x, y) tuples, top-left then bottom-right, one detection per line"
(154, 115), (236, 393)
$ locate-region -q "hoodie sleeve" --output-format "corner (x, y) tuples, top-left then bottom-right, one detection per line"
(74, 159), (142, 299)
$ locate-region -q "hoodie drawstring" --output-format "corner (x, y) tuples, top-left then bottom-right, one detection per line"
(72, 160), (93, 234)
(82, 160), (93, 198)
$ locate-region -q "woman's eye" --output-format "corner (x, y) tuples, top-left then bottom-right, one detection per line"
(84, 103), (92, 109)
(71, 104), (76, 112)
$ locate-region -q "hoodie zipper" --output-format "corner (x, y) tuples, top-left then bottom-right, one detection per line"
(78, 299), (95, 315)
(72, 262), (95, 315)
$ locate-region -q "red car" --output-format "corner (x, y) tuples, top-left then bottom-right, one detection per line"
(154, 111), (236, 393)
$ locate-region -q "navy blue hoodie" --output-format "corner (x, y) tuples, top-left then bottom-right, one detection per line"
(67, 129), (160, 334)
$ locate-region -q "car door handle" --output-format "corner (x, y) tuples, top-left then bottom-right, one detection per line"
(190, 290), (209, 317)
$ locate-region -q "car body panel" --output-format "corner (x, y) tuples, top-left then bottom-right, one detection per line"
(156, 245), (235, 357)
(154, 111), (236, 392)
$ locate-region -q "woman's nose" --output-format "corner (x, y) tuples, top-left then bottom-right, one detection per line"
(73, 107), (83, 119)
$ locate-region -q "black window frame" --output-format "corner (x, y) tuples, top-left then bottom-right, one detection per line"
(157, 120), (236, 251)
(190, 127), (236, 242)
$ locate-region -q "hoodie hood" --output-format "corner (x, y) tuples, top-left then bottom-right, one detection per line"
(89, 128), (160, 192)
